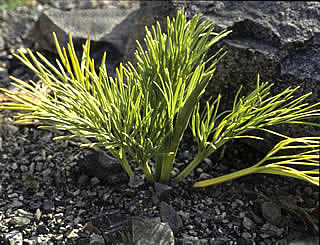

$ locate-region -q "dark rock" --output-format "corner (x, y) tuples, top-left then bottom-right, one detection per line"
(90, 177), (100, 186)
(89, 213), (130, 243)
(91, 213), (126, 230)
(197, 1), (320, 150)
(261, 201), (282, 226)
(237, 237), (248, 245)
(78, 151), (128, 185)
(8, 199), (24, 209)
(138, 190), (152, 200)
(154, 182), (173, 201)
(260, 223), (284, 237)
(76, 238), (91, 245)
(242, 216), (255, 230)
(128, 175), (144, 188)
(303, 186), (313, 196)
(78, 174), (89, 185)
(89, 233), (105, 245)
(42, 200), (55, 212)
(36, 224), (49, 234)
(159, 201), (183, 234)
(132, 216), (174, 245)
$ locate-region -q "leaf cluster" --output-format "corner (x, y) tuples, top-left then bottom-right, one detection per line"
(1, 9), (319, 187)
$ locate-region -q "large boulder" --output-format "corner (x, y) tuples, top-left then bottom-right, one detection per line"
(196, 1), (320, 150)
(197, 1), (320, 105)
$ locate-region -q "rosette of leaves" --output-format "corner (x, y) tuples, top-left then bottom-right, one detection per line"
(1, 9), (319, 186)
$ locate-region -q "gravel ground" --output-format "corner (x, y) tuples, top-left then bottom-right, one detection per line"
(0, 1), (319, 244)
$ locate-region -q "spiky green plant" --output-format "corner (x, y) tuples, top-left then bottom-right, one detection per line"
(1, 9), (319, 187)
(0, 0), (30, 10)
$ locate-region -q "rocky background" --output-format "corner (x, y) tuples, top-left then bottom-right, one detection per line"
(0, 1), (319, 244)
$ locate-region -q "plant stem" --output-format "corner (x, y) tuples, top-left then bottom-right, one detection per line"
(176, 150), (209, 180)
(192, 164), (259, 188)
(118, 149), (134, 177)
(159, 152), (175, 183)
(176, 139), (227, 180)
(141, 161), (154, 182)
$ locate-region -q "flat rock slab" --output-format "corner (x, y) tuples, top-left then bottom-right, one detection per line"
(31, 7), (138, 56)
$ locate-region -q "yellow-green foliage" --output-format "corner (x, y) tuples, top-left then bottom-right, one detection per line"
(1, 9), (319, 187)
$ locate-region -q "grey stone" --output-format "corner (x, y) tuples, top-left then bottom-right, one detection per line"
(34, 208), (41, 221)
(132, 216), (174, 245)
(128, 175), (144, 188)
(0, 67), (8, 85)
(42, 200), (55, 211)
(138, 189), (152, 200)
(203, 158), (212, 165)
(90, 233), (105, 245)
(22, 239), (37, 245)
(261, 202), (282, 226)
(4, 230), (23, 245)
(66, 229), (79, 239)
(51, 0), (131, 10)
(90, 176), (100, 186)
(261, 223), (283, 237)
(8, 199), (23, 209)
(241, 231), (252, 239)
(249, 210), (264, 225)
(91, 213), (130, 243)
(242, 216), (255, 230)
(41, 168), (52, 178)
(35, 162), (43, 172)
(159, 201), (183, 234)
(182, 234), (201, 244)
(10, 216), (31, 226)
(0, 8), (8, 21)
(78, 175), (89, 185)
(199, 173), (212, 180)
(0, 124), (18, 138)
(30, 6), (138, 67)
(17, 209), (33, 219)
(154, 182), (173, 200)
